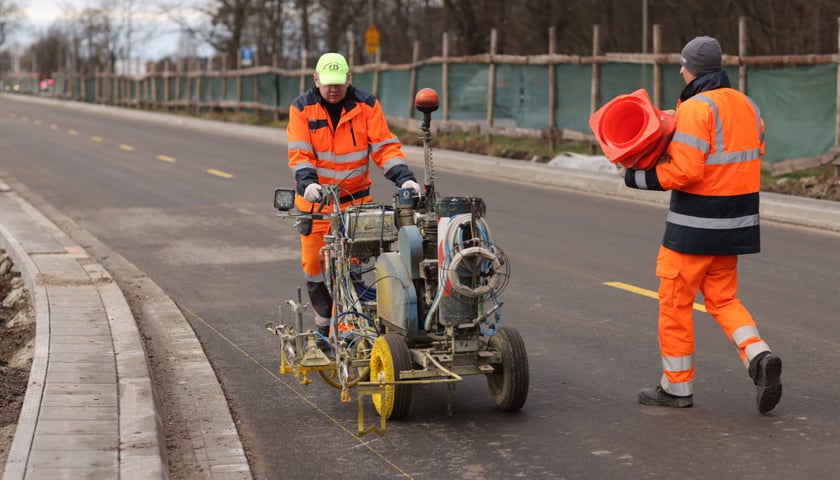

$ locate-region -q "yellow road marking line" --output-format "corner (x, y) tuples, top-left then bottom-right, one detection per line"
(156, 154), (176, 163)
(20, 116), (29, 122)
(119, 144), (135, 151)
(90, 136), (104, 143)
(178, 303), (414, 479)
(207, 169), (234, 179)
(603, 281), (707, 312)
(68, 129), (79, 136)
(50, 124), (59, 130)
(33, 119), (42, 126)
(603, 281), (840, 346)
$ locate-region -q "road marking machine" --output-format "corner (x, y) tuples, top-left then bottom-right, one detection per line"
(268, 88), (529, 436)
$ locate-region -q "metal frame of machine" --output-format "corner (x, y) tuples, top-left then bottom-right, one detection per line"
(268, 88), (529, 436)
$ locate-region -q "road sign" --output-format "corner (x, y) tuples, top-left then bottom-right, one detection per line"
(365, 24), (380, 54)
(240, 47), (254, 67)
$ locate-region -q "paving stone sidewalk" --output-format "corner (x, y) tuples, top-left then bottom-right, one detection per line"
(0, 179), (166, 480)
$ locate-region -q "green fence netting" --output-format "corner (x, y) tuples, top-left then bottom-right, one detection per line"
(258, 74), (277, 109)
(4, 59), (836, 163)
(747, 64), (836, 163)
(377, 69), (411, 119)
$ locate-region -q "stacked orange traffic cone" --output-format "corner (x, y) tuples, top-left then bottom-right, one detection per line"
(589, 89), (675, 170)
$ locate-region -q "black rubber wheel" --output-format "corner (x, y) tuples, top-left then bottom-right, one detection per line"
(369, 333), (413, 420)
(487, 326), (529, 411)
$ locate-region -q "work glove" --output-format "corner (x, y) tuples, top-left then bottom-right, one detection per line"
(303, 183), (323, 202)
(401, 180), (422, 194)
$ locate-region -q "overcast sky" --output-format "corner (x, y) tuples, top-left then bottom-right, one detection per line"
(11, 0), (189, 60)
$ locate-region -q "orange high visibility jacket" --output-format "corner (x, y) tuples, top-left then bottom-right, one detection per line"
(287, 86), (416, 212)
(625, 83), (765, 255)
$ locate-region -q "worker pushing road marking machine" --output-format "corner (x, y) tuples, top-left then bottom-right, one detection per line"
(268, 88), (529, 436)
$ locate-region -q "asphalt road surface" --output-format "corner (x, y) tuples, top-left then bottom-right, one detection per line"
(2, 95), (839, 480)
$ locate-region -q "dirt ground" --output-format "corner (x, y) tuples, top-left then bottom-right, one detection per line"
(0, 250), (35, 469)
(762, 173), (840, 201)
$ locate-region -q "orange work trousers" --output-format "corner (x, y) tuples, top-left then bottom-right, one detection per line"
(300, 218), (333, 326)
(655, 245), (770, 396)
(300, 218), (331, 282)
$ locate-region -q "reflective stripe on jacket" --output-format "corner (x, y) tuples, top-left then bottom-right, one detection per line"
(626, 87), (765, 255)
(287, 86), (414, 212)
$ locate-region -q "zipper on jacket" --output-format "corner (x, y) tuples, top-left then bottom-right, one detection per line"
(349, 120), (357, 146)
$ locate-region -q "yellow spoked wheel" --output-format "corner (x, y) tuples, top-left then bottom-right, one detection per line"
(318, 333), (373, 389)
(369, 333), (413, 420)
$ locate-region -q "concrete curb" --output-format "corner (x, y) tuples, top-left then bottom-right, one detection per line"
(0, 180), (50, 480)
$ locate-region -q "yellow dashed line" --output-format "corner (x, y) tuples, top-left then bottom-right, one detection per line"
(68, 129), (79, 136)
(33, 119), (42, 126)
(207, 169), (234, 179)
(50, 124), (59, 130)
(156, 154), (176, 163)
(603, 281), (707, 312)
(90, 136), (104, 143)
(119, 144), (135, 152)
(21, 116), (29, 122)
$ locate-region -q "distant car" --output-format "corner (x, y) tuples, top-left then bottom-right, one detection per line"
(38, 78), (55, 95)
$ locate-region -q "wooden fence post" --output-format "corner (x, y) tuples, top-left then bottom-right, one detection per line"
(442, 32), (449, 121)
(835, 17), (840, 151)
(373, 48), (381, 96)
(590, 25), (601, 154)
(653, 24), (662, 108)
(738, 16), (747, 94)
(272, 54), (278, 115)
(408, 41), (420, 119)
(591, 24), (600, 116)
(486, 29), (497, 132)
(164, 59), (171, 109)
(234, 50), (242, 113)
(299, 49), (307, 95)
(548, 26), (557, 151)
(252, 52), (258, 113)
(150, 63), (157, 109)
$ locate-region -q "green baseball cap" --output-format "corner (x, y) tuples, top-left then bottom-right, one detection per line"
(315, 52), (349, 85)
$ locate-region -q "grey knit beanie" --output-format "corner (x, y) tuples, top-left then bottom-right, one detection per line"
(680, 36), (722, 76)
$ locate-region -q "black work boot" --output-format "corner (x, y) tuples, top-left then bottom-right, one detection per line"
(638, 385), (693, 408)
(749, 351), (783, 414)
(315, 325), (332, 352)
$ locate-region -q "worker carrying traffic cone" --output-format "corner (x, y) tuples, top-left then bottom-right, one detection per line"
(617, 35), (782, 414)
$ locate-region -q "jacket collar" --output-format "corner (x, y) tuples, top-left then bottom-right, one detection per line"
(679, 69), (732, 102)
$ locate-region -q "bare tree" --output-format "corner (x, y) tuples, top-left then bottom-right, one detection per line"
(24, 26), (69, 76)
(161, 0), (254, 69)
(0, 0), (24, 48)
(121, 0), (840, 69)
(251, 0), (288, 63)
